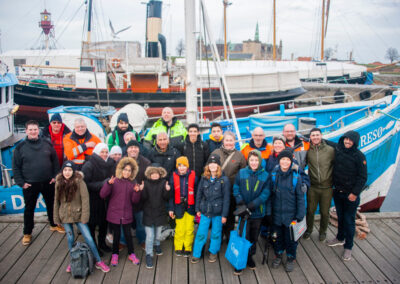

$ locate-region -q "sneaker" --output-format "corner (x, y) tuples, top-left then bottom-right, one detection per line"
(208, 253), (217, 263)
(327, 238), (345, 247)
(146, 254), (153, 269)
(182, 251), (191, 258)
(141, 242), (146, 251)
(22, 234), (32, 246)
(319, 233), (327, 242)
(233, 269), (243, 276)
(285, 258), (295, 272)
(303, 231), (311, 240)
(50, 225), (65, 234)
(247, 256), (256, 270)
(342, 249), (352, 261)
(95, 261), (110, 273)
(272, 255), (282, 269)
(175, 250), (183, 257)
(111, 254), (119, 266)
(128, 253), (140, 265)
(191, 257), (200, 264)
(66, 264), (71, 273)
(155, 245), (163, 256)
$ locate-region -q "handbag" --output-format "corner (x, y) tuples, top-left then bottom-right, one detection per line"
(289, 217), (307, 241)
(225, 218), (252, 270)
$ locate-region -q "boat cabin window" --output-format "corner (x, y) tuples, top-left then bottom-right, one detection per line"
(13, 59), (26, 66)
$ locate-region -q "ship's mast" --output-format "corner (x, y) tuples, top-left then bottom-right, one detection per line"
(87, 0), (93, 43)
(321, 0), (325, 61)
(223, 0), (231, 61)
(273, 0), (276, 60)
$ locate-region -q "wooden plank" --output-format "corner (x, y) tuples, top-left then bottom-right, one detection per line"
(253, 239), (275, 283)
(119, 245), (142, 284)
(0, 223), (17, 247)
(33, 235), (70, 284)
(238, 266), (257, 283)
(300, 231), (341, 283)
(17, 231), (65, 284)
(380, 219), (400, 244)
(311, 224), (357, 283)
(1, 224), (53, 283)
(102, 249), (127, 284)
(50, 250), (71, 283)
(154, 239), (174, 284)
(325, 226), (373, 282)
(0, 223), (9, 234)
(0, 223), (21, 257)
(136, 248), (156, 284)
(0, 223), (45, 281)
(265, 243), (291, 284)
(188, 245), (205, 284)
(354, 234), (400, 281)
(203, 242), (223, 284)
(218, 242), (240, 284)
(295, 243), (322, 283)
(171, 250), (188, 284)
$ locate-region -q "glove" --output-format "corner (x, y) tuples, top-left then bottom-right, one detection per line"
(247, 202), (256, 211)
(233, 204), (247, 216)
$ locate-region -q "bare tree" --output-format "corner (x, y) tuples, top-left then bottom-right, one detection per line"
(385, 47), (399, 63)
(176, 39), (185, 57)
(324, 47), (334, 60)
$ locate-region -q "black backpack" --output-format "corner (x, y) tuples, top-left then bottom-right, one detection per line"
(70, 242), (94, 278)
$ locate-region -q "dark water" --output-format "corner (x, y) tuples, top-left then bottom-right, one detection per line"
(380, 161), (400, 212)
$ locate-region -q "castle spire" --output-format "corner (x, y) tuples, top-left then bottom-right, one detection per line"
(255, 22), (259, 42)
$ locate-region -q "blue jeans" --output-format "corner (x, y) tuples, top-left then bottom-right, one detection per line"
(134, 211), (146, 244)
(272, 224), (298, 259)
(333, 191), (360, 249)
(64, 222), (101, 263)
(192, 214), (223, 258)
(144, 225), (162, 256)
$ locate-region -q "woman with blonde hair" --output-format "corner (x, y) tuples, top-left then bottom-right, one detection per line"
(191, 154), (230, 263)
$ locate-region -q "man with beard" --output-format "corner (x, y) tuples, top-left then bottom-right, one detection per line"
(241, 127), (272, 162)
(282, 124), (310, 170)
(144, 107), (187, 148)
(107, 113), (140, 153)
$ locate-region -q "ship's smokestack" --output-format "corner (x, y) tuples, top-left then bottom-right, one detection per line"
(146, 0), (165, 58)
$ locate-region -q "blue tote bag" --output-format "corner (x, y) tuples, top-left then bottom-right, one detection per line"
(225, 218), (252, 270)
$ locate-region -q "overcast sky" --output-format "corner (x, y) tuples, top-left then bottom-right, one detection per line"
(1, 0), (399, 63)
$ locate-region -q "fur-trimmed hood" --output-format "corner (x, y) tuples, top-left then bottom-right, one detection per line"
(145, 165), (167, 179)
(116, 157), (139, 180)
(56, 171), (84, 184)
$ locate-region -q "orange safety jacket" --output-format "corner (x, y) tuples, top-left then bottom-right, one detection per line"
(241, 140), (272, 160)
(63, 131), (101, 165)
(173, 171), (196, 205)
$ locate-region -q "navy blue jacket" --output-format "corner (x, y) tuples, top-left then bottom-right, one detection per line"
(195, 175), (231, 218)
(168, 169), (198, 218)
(268, 164), (305, 227)
(233, 166), (271, 219)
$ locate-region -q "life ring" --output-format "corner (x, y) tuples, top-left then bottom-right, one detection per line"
(111, 58), (120, 69)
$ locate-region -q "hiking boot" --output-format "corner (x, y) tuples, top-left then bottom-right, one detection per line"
(208, 253), (217, 263)
(155, 245), (163, 256)
(182, 251), (191, 258)
(146, 254), (153, 269)
(247, 256), (256, 270)
(285, 258), (295, 272)
(327, 238), (345, 247)
(303, 231), (311, 240)
(50, 225), (65, 234)
(66, 264), (71, 273)
(95, 261), (110, 273)
(342, 249), (352, 261)
(129, 253), (140, 265)
(175, 250), (183, 257)
(22, 234), (32, 246)
(272, 255), (282, 269)
(319, 233), (327, 242)
(233, 269), (243, 276)
(111, 254), (119, 266)
(191, 256), (201, 264)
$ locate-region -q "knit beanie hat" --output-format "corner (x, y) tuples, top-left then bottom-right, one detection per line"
(273, 134), (286, 144)
(126, 140), (140, 149)
(110, 145), (122, 155)
(124, 131), (136, 141)
(61, 161), (76, 174)
(176, 156), (189, 168)
(50, 113), (62, 123)
(93, 143), (108, 157)
(277, 149), (293, 163)
(207, 154), (221, 166)
(117, 112), (129, 124)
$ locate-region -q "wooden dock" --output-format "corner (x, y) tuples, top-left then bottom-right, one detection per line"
(0, 213), (399, 284)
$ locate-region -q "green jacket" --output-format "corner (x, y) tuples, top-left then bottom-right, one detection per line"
(106, 126), (140, 150)
(306, 140), (335, 189)
(144, 117), (187, 147)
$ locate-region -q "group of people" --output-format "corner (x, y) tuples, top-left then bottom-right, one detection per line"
(12, 106), (367, 276)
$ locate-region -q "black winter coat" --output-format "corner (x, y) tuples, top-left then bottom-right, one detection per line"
(142, 178), (171, 226)
(149, 145), (181, 178)
(195, 175), (231, 217)
(333, 131), (367, 196)
(82, 153), (115, 225)
(179, 135), (209, 178)
(133, 154), (151, 213)
(206, 137), (223, 153)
